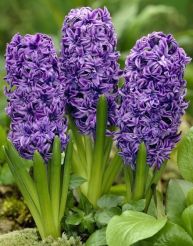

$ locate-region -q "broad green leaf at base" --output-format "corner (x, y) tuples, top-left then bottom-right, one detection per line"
(182, 204), (193, 237)
(86, 228), (106, 246)
(143, 222), (193, 246)
(177, 127), (193, 182)
(106, 211), (167, 246)
(166, 179), (193, 226)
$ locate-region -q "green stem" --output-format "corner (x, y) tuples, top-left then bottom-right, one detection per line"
(33, 151), (58, 238)
(144, 161), (167, 213)
(133, 143), (147, 200)
(123, 165), (132, 202)
(59, 137), (73, 221)
(102, 154), (123, 194)
(87, 96), (108, 207)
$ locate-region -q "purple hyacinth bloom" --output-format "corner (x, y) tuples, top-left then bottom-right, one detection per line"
(60, 7), (121, 134)
(5, 33), (68, 161)
(116, 32), (191, 168)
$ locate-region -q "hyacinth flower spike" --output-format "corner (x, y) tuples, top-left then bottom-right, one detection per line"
(3, 33), (73, 239)
(116, 32), (191, 210)
(60, 7), (122, 207)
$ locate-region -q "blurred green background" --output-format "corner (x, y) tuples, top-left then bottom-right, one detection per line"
(0, 0), (193, 183)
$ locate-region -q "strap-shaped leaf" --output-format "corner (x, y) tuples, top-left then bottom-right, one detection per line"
(49, 136), (62, 230)
(103, 137), (113, 169)
(177, 127), (193, 182)
(6, 141), (41, 212)
(84, 135), (93, 180)
(102, 154), (123, 194)
(33, 151), (58, 237)
(3, 146), (44, 238)
(133, 143), (147, 200)
(88, 95), (108, 207)
(59, 136), (73, 220)
(123, 165), (132, 202)
(68, 115), (87, 175)
(145, 161), (167, 212)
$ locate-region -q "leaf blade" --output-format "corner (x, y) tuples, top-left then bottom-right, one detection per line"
(106, 211), (167, 246)
(177, 127), (193, 182)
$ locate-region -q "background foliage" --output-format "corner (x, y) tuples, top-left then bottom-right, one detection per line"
(0, 0), (193, 184)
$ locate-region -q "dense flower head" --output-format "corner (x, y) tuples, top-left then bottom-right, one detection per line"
(116, 32), (191, 168)
(5, 33), (68, 161)
(60, 7), (121, 134)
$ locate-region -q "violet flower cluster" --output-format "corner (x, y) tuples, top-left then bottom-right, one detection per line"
(60, 7), (121, 134)
(5, 33), (68, 161)
(116, 32), (191, 168)
(4, 7), (190, 169)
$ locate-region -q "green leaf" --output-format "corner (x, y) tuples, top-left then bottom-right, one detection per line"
(0, 163), (14, 185)
(72, 207), (84, 214)
(97, 194), (124, 209)
(106, 211), (167, 246)
(68, 115), (87, 175)
(33, 151), (57, 237)
(0, 125), (7, 163)
(182, 204), (193, 237)
(49, 136), (62, 231)
(82, 213), (95, 233)
(166, 179), (193, 226)
(144, 161), (167, 213)
(5, 142), (40, 212)
(69, 175), (87, 190)
(79, 193), (93, 215)
(146, 198), (157, 217)
(0, 113), (10, 129)
(133, 143), (147, 200)
(186, 188), (193, 206)
(110, 184), (126, 196)
(59, 137), (73, 221)
(122, 199), (146, 212)
(177, 127), (193, 182)
(3, 145), (44, 238)
(145, 222), (193, 246)
(84, 135), (93, 182)
(102, 153), (123, 195)
(0, 147), (6, 163)
(87, 95), (108, 207)
(123, 165), (132, 202)
(86, 228), (107, 246)
(0, 125), (7, 146)
(66, 213), (83, 226)
(65, 191), (74, 210)
(95, 207), (121, 225)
